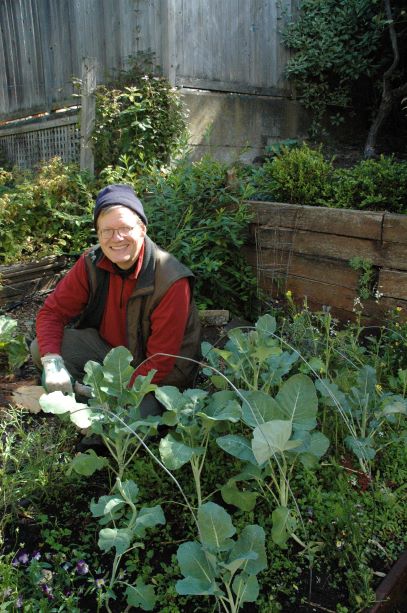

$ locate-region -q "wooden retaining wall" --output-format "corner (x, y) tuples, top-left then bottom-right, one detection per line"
(0, 256), (69, 309)
(244, 201), (407, 323)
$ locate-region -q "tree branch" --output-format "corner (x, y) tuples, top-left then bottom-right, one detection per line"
(364, 0), (405, 157)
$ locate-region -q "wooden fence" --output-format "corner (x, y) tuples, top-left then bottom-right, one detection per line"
(244, 201), (407, 323)
(0, 0), (296, 169)
(0, 0), (294, 122)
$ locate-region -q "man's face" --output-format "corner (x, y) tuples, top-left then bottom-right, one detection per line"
(97, 206), (146, 269)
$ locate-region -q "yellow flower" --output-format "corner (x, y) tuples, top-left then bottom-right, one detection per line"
(396, 306), (402, 312)
(286, 290), (292, 298)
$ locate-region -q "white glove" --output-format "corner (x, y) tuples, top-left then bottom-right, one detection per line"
(74, 381), (93, 398)
(41, 354), (73, 394)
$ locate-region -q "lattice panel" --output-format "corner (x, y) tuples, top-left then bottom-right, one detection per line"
(0, 122), (80, 169)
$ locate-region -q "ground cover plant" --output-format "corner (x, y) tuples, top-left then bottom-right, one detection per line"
(0, 315), (29, 372)
(0, 305), (405, 612)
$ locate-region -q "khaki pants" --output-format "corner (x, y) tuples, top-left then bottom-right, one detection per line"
(30, 328), (163, 417)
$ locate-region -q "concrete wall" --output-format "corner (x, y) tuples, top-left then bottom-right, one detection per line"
(182, 89), (308, 163)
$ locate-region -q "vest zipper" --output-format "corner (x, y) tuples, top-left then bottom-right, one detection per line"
(120, 278), (125, 308)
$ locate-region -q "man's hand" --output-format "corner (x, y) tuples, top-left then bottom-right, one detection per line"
(41, 354), (73, 394)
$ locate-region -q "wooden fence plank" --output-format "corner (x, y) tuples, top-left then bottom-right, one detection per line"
(1, 0), (294, 121)
(247, 201), (384, 240)
(80, 58), (96, 175)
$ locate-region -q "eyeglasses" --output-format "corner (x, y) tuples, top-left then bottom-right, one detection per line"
(98, 226), (136, 240)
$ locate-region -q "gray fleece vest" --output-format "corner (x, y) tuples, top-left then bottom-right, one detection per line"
(79, 236), (201, 388)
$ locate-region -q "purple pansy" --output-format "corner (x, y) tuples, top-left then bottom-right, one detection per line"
(12, 551), (29, 566)
(76, 560), (89, 575)
(40, 584), (54, 600)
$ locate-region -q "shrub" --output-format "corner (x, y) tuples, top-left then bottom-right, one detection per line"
(0, 158), (95, 264)
(92, 73), (188, 175)
(0, 315), (28, 371)
(248, 144), (407, 213)
(331, 155), (407, 213)
(282, 0), (387, 136)
(137, 156), (258, 318)
(250, 143), (334, 206)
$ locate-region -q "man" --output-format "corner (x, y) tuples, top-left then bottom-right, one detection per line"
(31, 183), (201, 416)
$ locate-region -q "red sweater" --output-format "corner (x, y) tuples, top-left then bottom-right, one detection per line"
(36, 242), (191, 383)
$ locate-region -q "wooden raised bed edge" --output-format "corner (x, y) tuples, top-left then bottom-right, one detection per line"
(367, 550), (407, 612)
(244, 200), (407, 324)
(0, 256), (70, 309)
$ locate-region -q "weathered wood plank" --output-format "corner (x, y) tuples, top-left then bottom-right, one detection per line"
(257, 228), (383, 264)
(243, 247), (360, 289)
(246, 201), (407, 323)
(247, 201), (384, 240)
(382, 213), (407, 245)
(381, 243), (407, 271)
(0, 274), (63, 304)
(0, 114), (78, 137)
(261, 274), (407, 322)
(1, 268), (65, 285)
(80, 58), (96, 175)
(0, 0), (294, 121)
(0, 257), (68, 281)
(0, 256), (69, 307)
(378, 269), (407, 300)
(262, 275), (358, 313)
(162, 0), (176, 86)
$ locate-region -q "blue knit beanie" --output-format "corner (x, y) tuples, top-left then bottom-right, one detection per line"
(94, 184), (148, 226)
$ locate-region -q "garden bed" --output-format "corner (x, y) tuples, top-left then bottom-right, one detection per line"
(244, 201), (407, 324)
(1, 300), (406, 612)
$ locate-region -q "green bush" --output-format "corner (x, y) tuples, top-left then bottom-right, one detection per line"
(0, 158), (95, 264)
(93, 74), (188, 175)
(137, 156), (258, 318)
(0, 155), (258, 318)
(250, 143), (334, 206)
(249, 144), (407, 213)
(331, 155), (407, 213)
(282, 0), (386, 135)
